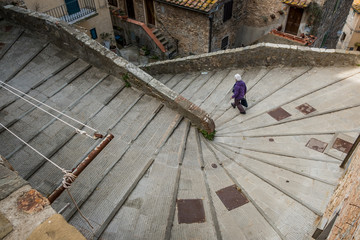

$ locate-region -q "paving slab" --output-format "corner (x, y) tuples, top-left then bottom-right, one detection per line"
(215, 134), (340, 163)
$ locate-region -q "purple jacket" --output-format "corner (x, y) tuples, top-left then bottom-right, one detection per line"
(232, 80), (247, 100)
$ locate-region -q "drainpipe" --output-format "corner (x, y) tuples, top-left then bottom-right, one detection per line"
(208, 14), (213, 53)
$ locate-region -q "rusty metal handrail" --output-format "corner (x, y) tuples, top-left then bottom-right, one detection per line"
(48, 133), (114, 203)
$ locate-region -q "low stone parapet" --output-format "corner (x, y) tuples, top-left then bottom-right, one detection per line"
(142, 43), (360, 75)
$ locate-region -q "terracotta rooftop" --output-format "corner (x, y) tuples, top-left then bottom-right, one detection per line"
(282, 0), (311, 8)
(353, 0), (360, 13)
(156, 0), (218, 13)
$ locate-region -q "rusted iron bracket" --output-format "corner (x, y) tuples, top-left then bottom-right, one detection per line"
(48, 133), (114, 203)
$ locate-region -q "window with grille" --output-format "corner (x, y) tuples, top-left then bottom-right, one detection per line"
(221, 36), (229, 50)
(108, 0), (118, 7)
(223, 0), (233, 22)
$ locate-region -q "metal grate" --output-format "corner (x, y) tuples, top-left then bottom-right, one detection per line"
(267, 107), (291, 121)
(332, 138), (353, 154)
(216, 185), (248, 211)
(306, 138), (328, 153)
(177, 199), (206, 224)
(296, 103), (316, 115)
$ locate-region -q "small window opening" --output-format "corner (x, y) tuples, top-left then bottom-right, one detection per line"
(341, 32), (346, 42)
(90, 28), (97, 40)
(223, 0), (233, 22)
(221, 36), (229, 50)
(108, 0), (118, 7)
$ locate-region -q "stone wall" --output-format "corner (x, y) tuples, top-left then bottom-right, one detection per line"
(313, 0), (354, 48)
(320, 145), (360, 239)
(0, 4), (215, 133)
(154, 2), (209, 56)
(133, 0), (145, 21)
(142, 43), (360, 75)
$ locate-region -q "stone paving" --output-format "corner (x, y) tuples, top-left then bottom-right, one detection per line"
(0, 18), (360, 240)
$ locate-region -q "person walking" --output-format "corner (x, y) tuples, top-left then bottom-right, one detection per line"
(231, 74), (247, 114)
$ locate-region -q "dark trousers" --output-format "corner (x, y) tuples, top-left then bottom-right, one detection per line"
(234, 98), (246, 113)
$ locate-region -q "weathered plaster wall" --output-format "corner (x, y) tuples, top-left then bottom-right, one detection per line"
(0, 4), (215, 133)
(337, 8), (360, 51)
(76, 0), (114, 43)
(321, 146), (360, 239)
(314, 0), (354, 48)
(22, 0), (114, 44)
(154, 2), (209, 56)
(142, 43), (360, 75)
(22, 0), (63, 12)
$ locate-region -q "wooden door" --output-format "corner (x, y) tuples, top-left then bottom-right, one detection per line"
(285, 7), (303, 35)
(126, 0), (135, 19)
(145, 0), (155, 25)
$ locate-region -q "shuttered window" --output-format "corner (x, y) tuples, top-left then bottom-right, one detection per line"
(223, 0), (233, 22)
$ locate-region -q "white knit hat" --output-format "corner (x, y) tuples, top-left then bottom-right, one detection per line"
(235, 74), (242, 81)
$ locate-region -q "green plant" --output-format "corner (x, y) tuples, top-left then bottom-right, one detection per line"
(150, 55), (159, 60)
(307, 2), (322, 35)
(141, 46), (150, 56)
(200, 129), (216, 141)
(122, 73), (131, 87)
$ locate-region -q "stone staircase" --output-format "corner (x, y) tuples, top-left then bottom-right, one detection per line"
(1, 18), (360, 240)
(152, 28), (177, 58)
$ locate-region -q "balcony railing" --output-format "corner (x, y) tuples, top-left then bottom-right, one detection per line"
(44, 0), (97, 24)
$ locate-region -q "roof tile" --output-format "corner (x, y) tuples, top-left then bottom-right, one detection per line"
(159, 0), (218, 12)
(282, 0), (311, 8)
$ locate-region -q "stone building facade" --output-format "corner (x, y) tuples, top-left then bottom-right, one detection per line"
(108, 0), (256, 56)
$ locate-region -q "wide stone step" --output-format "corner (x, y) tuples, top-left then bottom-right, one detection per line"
(210, 68), (264, 127)
(218, 66), (360, 131)
(26, 75), (126, 195)
(200, 137), (282, 240)
(2, 66), (106, 159)
(214, 134), (341, 163)
(65, 107), (181, 239)
(214, 66), (310, 128)
(208, 142), (318, 240)
(0, 31), (48, 83)
(169, 127), (218, 240)
(100, 119), (189, 240)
